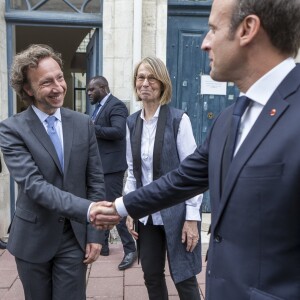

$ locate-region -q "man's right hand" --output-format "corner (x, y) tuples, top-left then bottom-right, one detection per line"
(89, 201), (121, 230)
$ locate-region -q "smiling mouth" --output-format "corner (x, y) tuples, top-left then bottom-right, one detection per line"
(49, 95), (63, 101)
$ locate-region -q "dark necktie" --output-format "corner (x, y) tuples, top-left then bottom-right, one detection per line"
(45, 116), (64, 169)
(91, 102), (102, 121)
(222, 96), (250, 184)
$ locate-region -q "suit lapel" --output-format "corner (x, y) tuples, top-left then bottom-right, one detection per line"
(27, 107), (63, 174)
(95, 95), (112, 121)
(61, 108), (74, 174)
(213, 110), (232, 202)
(214, 64), (300, 230)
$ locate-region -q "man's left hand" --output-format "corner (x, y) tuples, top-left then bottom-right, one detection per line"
(83, 243), (101, 264)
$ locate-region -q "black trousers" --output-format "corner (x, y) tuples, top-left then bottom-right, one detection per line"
(138, 220), (201, 300)
(104, 172), (136, 254)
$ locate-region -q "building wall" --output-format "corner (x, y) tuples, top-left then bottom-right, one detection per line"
(103, 0), (168, 114)
(0, 0), (10, 239)
(0, 0), (168, 239)
(1, 0), (300, 240)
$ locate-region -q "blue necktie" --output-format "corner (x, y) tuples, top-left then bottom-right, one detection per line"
(91, 102), (102, 122)
(45, 116), (64, 169)
(222, 96), (250, 185)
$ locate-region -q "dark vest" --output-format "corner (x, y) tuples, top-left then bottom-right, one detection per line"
(127, 104), (184, 188)
(127, 104), (202, 283)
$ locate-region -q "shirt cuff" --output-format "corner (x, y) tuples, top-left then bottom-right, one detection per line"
(115, 196), (129, 217)
(87, 202), (94, 223)
(185, 205), (201, 221)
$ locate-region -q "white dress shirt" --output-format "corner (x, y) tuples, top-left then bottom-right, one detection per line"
(119, 105), (202, 224)
(32, 105), (93, 222)
(92, 93), (111, 120)
(32, 105), (64, 152)
(234, 57), (296, 155)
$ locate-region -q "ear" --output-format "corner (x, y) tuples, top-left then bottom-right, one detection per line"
(23, 83), (34, 97)
(239, 14), (261, 46)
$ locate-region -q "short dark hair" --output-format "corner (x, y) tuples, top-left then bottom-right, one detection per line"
(88, 76), (110, 93)
(88, 76), (109, 88)
(230, 0), (300, 57)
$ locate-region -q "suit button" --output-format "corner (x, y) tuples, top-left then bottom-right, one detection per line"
(214, 235), (222, 243)
(58, 217), (65, 223)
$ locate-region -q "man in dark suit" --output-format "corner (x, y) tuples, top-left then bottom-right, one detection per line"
(0, 44), (119, 300)
(91, 1), (300, 299)
(87, 76), (137, 270)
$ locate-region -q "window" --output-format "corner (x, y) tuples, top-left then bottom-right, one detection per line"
(73, 72), (86, 113)
(8, 0), (102, 13)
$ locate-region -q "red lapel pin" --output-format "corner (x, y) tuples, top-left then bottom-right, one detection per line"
(269, 109), (276, 116)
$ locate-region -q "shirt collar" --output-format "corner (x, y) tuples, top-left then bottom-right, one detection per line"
(140, 105), (161, 121)
(242, 57), (296, 106)
(32, 105), (62, 123)
(99, 93), (111, 106)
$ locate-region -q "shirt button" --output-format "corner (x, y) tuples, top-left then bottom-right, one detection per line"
(214, 235), (222, 243)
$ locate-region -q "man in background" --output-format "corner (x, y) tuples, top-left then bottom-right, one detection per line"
(87, 76), (137, 270)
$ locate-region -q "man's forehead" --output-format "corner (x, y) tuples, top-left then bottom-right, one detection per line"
(210, 0), (235, 22)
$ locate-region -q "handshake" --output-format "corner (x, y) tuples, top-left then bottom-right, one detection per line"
(89, 201), (122, 230)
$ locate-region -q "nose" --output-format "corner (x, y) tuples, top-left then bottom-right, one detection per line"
(52, 79), (64, 92)
(141, 78), (150, 85)
(201, 31), (211, 51)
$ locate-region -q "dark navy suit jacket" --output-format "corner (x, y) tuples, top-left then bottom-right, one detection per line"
(93, 94), (128, 175)
(123, 64), (300, 300)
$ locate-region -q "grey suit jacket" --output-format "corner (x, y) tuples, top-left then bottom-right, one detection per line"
(0, 106), (105, 263)
(123, 64), (300, 300)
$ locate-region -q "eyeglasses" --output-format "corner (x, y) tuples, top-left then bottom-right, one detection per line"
(136, 75), (159, 84)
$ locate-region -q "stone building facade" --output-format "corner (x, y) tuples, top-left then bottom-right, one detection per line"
(0, 0), (168, 240)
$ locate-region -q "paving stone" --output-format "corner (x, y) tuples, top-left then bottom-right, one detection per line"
(124, 285), (148, 300)
(166, 276), (178, 296)
(0, 221), (209, 299)
(197, 266), (206, 284)
(0, 251), (17, 270)
(0, 270), (18, 289)
(124, 265), (144, 286)
(86, 277), (123, 298)
(89, 260), (123, 278)
(0, 288), (8, 299)
(200, 283), (206, 299)
(1, 278), (24, 300)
